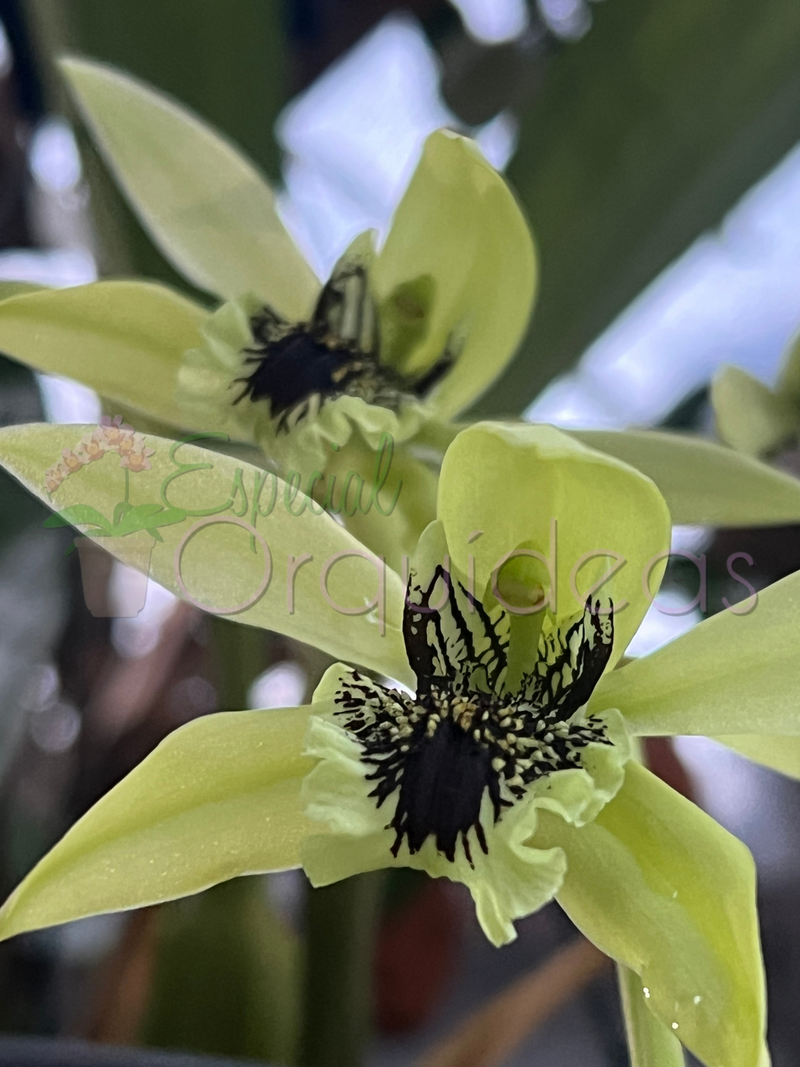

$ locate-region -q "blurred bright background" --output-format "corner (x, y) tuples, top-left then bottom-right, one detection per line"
(1, 1), (800, 1065)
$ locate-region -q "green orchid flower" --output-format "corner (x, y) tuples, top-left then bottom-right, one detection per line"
(712, 329), (800, 458)
(0, 57), (799, 552)
(22, 59), (535, 472)
(0, 418), (792, 1067)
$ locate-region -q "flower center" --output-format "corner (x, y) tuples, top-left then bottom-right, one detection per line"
(333, 573), (615, 866)
(233, 264), (453, 431)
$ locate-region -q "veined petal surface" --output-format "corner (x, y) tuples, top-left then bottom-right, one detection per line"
(0, 707), (316, 941)
(61, 57), (318, 316)
(534, 762), (766, 1067)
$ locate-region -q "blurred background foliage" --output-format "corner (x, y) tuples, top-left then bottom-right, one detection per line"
(485, 0), (800, 410)
(1, 1), (800, 1066)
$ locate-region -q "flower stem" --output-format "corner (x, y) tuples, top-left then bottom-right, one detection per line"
(300, 872), (386, 1067)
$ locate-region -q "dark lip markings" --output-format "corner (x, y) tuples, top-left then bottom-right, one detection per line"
(334, 567), (615, 867)
(233, 263), (454, 432)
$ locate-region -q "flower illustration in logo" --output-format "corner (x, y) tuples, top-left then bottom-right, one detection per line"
(43, 418), (152, 495)
(60, 448), (84, 476)
(76, 430), (109, 463)
(40, 420), (185, 545)
(119, 444), (155, 473)
(98, 414), (134, 449)
(116, 431), (146, 457)
(44, 467), (65, 494)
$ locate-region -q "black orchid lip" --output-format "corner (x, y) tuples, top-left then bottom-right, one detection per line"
(334, 568), (615, 867)
(233, 262), (454, 432)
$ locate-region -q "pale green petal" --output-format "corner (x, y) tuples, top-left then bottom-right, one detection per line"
(534, 762), (767, 1067)
(374, 130), (536, 417)
(572, 428), (800, 526)
(0, 707), (316, 941)
(710, 365), (797, 457)
(0, 282), (206, 427)
(300, 702), (629, 946)
(439, 423), (671, 663)
(715, 735), (800, 780)
(594, 570), (800, 736)
(0, 424), (411, 684)
(618, 964), (685, 1067)
(61, 57), (318, 315)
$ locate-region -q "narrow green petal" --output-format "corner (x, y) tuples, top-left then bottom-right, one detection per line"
(618, 964), (685, 1067)
(439, 423), (671, 662)
(0, 282), (206, 427)
(60, 57), (318, 315)
(0, 707), (316, 940)
(0, 424), (411, 684)
(594, 570), (800, 736)
(374, 130), (536, 417)
(710, 366), (797, 458)
(572, 428), (800, 526)
(534, 762), (766, 1067)
(715, 735), (800, 780)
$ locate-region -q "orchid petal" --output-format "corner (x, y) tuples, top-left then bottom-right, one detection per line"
(0, 707), (316, 941)
(618, 964), (685, 1067)
(61, 57), (318, 315)
(438, 423), (671, 663)
(0, 282), (206, 427)
(0, 424), (411, 684)
(595, 571), (800, 736)
(374, 131), (536, 417)
(715, 735), (800, 780)
(534, 762), (767, 1067)
(710, 366), (797, 458)
(573, 428), (800, 525)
